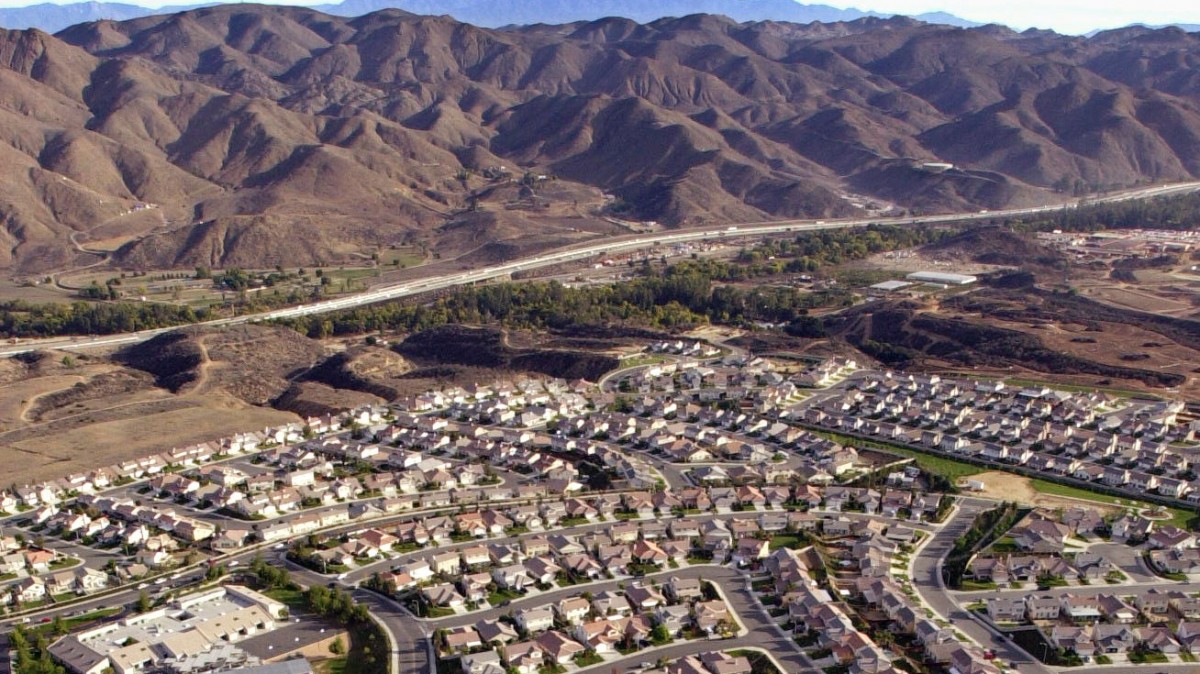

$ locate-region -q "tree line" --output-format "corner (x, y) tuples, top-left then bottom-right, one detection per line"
(275, 259), (857, 339)
(1007, 191), (1200, 233)
(0, 300), (208, 338)
(8, 626), (64, 674)
(733, 224), (950, 276)
(944, 502), (1023, 588)
(0, 224), (935, 339)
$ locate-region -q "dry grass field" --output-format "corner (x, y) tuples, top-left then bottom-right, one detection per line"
(3, 395), (294, 486)
(1082, 286), (1193, 316)
(0, 331), (312, 486)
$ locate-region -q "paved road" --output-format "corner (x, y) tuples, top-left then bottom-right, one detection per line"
(4, 181), (1199, 359)
(354, 590), (430, 674)
(910, 498), (1054, 674)
(422, 565), (817, 674)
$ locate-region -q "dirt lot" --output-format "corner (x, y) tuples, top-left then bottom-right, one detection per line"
(966, 472), (1123, 516)
(3, 393), (295, 486)
(0, 329), (324, 485)
(858, 248), (1012, 277)
(1082, 285), (1193, 316)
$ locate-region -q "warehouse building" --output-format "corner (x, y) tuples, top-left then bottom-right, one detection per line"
(905, 271), (978, 285)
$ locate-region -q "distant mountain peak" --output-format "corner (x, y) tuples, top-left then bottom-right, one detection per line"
(0, 0), (982, 34)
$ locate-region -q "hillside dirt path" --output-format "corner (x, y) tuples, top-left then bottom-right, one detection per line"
(17, 376), (88, 424)
(186, 334), (215, 395)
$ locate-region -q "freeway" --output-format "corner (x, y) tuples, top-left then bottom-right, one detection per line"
(3, 180), (1199, 358)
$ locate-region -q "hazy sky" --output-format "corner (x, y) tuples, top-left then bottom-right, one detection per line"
(1, 0), (1197, 34)
(835, 0), (1200, 33)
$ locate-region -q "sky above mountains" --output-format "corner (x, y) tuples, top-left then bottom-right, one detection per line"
(843, 0), (1198, 33)
(0, 0), (1195, 33)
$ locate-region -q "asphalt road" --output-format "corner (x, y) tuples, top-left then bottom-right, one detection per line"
(4, 180), (1199, 359)
(408, 565), (817, 674)
(909, 498), (1054, 674)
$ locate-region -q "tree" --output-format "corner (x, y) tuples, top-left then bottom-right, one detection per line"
(328, 637), (345, 655)
(136, 590), (152, 613)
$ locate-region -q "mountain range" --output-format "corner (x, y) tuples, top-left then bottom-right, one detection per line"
(2, 6), (1200, 273)
(0, 0), (983, 34)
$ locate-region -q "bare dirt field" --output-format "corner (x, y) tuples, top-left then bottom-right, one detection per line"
(0, 374), (88, 429)
(931, 303), (1198, 397)
(858, 249), (1012, 277)
(967, 471), (1123, 516)
(0, 329), (320, 485)
(0, 278), (75, 304)
(2, 394), (295, 486)
(1082, 285), (1193, 316)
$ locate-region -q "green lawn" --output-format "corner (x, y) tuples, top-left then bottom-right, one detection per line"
(616, 354), (671, 370)
(573, 652), (603, 667)
(727, 650), (784, 674)
(988, 536), (1020, 554)
(959, 580), (997, 591)
(265, 588), (309, 613)
(865, 443), (984, 481)
(768, 534), (808, 551)
(811, 429), (984, 481)
(378, 246), (426, 269)
(1030, 480), (1196, 528)
(314, 658), (347, 674)
(488, 588), (523, 606)
(1129, 650), (1169, 664)
(30, 608), (120, 637)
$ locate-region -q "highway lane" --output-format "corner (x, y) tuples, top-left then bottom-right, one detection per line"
(4, 180), (1199, 358)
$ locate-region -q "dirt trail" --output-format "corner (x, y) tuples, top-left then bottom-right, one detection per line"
(18, 375), (87, 423)
(187, 334), (215, 395)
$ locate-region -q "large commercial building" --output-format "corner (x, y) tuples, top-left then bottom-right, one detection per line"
(50, 586), (287, 674)
(905, 271), (978, 286)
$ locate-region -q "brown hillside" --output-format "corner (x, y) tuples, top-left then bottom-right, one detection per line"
(0, 9), (1199, 271)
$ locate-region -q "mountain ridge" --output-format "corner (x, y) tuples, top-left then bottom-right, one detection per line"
(0, 0), (985, 34)
(1, 6), (1200, 274)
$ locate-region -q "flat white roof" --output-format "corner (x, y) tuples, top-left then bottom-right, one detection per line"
(905, 271), (978, 285)
(870, 281), (912, 291)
